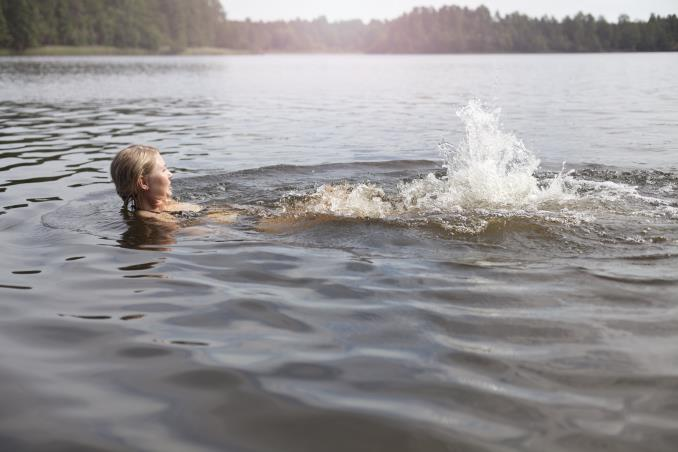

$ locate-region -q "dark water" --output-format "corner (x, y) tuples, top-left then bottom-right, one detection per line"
(1, 54), (678, 452)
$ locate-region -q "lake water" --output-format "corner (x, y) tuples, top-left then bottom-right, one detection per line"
(1, 54), (677, 452)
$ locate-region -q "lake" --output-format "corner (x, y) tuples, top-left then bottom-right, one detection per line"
(1, 53), (677, 452)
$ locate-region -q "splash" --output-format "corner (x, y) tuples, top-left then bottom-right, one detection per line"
(284, 100), (569, 219)
(277, 100), (676, 243)
(399, 100), (566, 211)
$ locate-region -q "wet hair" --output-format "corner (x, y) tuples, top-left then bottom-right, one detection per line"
(110, 144), (160, 210)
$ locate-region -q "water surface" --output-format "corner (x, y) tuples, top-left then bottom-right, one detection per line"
(1, 54), (678, 452)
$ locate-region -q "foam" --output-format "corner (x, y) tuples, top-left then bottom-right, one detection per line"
(282, 183), (395, 218)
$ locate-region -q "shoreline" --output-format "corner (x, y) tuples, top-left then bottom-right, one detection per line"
(0, 46), (252, 57)
(0, 45), (675, 57)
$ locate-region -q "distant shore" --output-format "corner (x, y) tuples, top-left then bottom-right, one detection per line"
(0, 46), (252, 57)
(1, 45), (675, 57)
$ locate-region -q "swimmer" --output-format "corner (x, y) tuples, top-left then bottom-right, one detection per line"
(110, 144), (236, 223)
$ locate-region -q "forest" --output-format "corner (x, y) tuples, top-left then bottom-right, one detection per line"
(1, 0), (677, 53)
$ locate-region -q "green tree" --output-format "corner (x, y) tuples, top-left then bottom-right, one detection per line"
(617, 14), (640, 50)
(0, 0), (11, 47)
(1, 1), (677, 54)
(3, 0), (39, 50)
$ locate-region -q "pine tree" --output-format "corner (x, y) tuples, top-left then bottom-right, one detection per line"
(0, 0), (12, 48)
(4, 0), (39, 50)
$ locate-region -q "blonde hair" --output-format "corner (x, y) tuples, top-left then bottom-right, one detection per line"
(110, 144), (160, 210)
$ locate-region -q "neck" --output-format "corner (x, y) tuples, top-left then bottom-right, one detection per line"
(136, 195), (168, 213)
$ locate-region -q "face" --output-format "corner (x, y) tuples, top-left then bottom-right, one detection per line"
(141, 154), (173, 202)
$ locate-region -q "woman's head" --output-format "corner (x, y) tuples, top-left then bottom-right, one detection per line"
(110, 144), (172, 210)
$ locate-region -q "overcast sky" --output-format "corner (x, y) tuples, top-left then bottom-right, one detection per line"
(221, 0), (677, 23)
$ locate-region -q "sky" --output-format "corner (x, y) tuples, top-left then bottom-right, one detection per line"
(220, 0), (678, 23)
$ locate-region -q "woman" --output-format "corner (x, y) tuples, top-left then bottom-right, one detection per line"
(110, 144), (206, 221)
(110, 144), (291, 233)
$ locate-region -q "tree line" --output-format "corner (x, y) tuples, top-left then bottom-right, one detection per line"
(1, 0), (676, 53)
(0, 0), (227, 51)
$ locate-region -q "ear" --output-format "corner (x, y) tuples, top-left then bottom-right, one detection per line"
(137, 176), (149, 191)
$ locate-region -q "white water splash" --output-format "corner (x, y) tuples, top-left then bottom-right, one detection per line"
(399, 100), (567, 211)
(287, 100), (569, 219)
(281, 101), (676, 230)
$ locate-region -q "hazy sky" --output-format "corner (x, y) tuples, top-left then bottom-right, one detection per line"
(221, 0), (677, 22)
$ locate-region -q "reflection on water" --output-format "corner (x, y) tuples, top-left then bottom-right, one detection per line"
(2, 55), (678, 452)
(117, 210), (178, 251)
